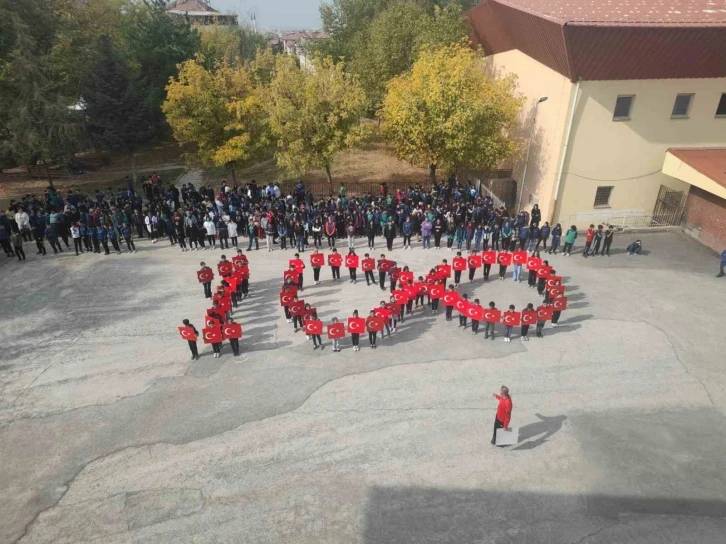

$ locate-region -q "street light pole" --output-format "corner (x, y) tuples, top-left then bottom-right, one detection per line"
(516, 96), (548, 214)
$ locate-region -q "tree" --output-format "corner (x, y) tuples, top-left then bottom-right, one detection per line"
(1, 13), (83, 185)
(124, 0), (199, 134)
(81, 35), (155, 178)
(349, 1), (468, 114)
(264, 55), (370, 184)
(163, 58), (271, 181)
(381, 43), (524, 183)
(199, 25), (267, 70)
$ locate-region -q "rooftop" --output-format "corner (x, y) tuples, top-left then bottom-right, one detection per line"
(497, 0), (726, 25)
(667, 148), (726, 190)
(167, 0), (219, 13)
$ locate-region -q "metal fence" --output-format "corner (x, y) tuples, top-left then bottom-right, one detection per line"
(568, 210), (683, 230)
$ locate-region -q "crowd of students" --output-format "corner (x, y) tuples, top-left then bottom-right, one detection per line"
(278, 246), (568, 352)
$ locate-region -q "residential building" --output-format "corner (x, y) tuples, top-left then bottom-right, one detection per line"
(166, 0), (238, 26)
(467, 0), (726, 251)
(280, 31), (328, 70)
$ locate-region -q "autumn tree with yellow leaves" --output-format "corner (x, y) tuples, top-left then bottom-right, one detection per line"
(264, 55), (370, 184)
(162, 57), (272, 181)
(381, 43), (524, 183)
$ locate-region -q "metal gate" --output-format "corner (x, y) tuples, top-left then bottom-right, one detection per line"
(652, 185), (686, 226)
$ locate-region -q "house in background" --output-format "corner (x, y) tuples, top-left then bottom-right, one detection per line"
(166, 0), (238, 27)
(467, 0), (726, 251)
(280, 31), (328, 70)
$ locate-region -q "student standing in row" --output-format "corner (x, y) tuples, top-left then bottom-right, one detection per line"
(366, 311), (378, 349)
(470, 299), (481, 335)
(11, 230), (25, 261)
(521, 303), (534, 341)
(562, 225), (577, 256)
(484, 301), (497, 340)
(350, 310), (361, 351)
(601, 225), (614, 256)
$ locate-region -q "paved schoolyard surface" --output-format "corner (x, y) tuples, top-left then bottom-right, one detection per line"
(1, 230), (725, 543)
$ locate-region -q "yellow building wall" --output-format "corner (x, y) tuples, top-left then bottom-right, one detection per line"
(484, 50), (574, 220)
(556, 78), (726, 226)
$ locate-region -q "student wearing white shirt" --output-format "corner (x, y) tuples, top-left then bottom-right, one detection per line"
(227, 220), (238, 248)
(203, 216), (217, 249)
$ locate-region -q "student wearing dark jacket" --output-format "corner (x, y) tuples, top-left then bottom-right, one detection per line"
(182, 319), (200, 360)
(601, 226), (614, 256)
(549, 224), (562, 255)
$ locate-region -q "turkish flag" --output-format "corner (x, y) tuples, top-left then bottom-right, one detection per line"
(417, 282), (430, 295)
(366, 316), (385, 332)
(467, 255), (482, 268)
(484, 308), (502, 323)
(452, 257), (467, 271)
(218, 262), (233, 276)
(546, 276), (562, 289)
(284, 270), (299, 283)
(513, 251), (527, 265)
(400, 271), (414, 285)
(521, 310), (537, 325)
(290, 301), (305, 316)
(442, 291), (459, 307)
(310, 253), (325, 267)
(327, 322), (346, 340)
(222, 323), (242, 339)
(502, 311), (521, 326)
(197, 269), (214, 283)
(467, 304), (484, 322)
(537, 266), (552, 279)
(374, 307), (392, 320)
(303, 306), (317, 319)
(526, 256), (542, 270)
(392, 290), (408, 303)
(483, 250), (497, 264)
(289, 258), (305, 272)
(549, 285), (566, 297)
(537, 305), (554, 321)
(219, 300), (231, 313)
(205, 317), (219, 329)
(436, 264), (452, 278)
(455, 297), (468, 314)
(235, 264), (250, 279)
(497, 253), (513, 266)
(303, 319), (322, 335)
(347, 317), (366, 334)
(378, 259), (393, 272)
(345, 255), (359, 268)
(202, 327), (222, 344)
(280, 292), (295, 307)
(328, 253), (343, 267)
(429, 285), (444, 299)
(405, 286), (418, 300)
(227, 277), (238, 291)
(361, 258), (375, 272)
(553, 297), (568, 311)
(232, 255), (248, 266)
(178, 326), (197, 341)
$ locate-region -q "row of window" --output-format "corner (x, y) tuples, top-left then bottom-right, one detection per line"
(613, 93), (726, 121)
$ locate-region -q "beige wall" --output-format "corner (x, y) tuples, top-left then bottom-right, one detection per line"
(556, 78), (726, 226)
(484, 50), (574, 220)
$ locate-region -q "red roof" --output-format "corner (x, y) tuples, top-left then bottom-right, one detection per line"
(668, 148), (726, 190)
(467, 0), (726, 81)
(497, 0), (726, 26)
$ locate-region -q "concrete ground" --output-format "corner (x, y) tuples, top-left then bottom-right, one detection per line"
(1, 229), (725, 543)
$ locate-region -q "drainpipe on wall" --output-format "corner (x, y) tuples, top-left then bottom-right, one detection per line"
(551, 78), (581, 223)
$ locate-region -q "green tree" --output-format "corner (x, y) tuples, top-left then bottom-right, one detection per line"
(163, 58), (271, 181)
(124, 0), (199, 133)
(349, 1), (468, 114)
(1, 14), (83, 184)
(265, 55), (370, 183)
(81, 35), (155, 177)
(381, 43), (524, 182)
(199, 25), (267, 69)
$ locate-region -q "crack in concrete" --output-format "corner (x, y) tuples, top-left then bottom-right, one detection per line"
(568, 519), (618, 544)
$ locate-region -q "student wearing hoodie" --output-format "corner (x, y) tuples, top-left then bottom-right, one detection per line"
(562, 225), (578, 256)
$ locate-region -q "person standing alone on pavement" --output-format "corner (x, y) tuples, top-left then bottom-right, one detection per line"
(718, 249), (726, 277)
(491, 386), (513, 445)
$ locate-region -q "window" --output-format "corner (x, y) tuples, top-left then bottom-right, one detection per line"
(671, 93), (693, 118)
(613, 95), (634, 120)
(717, 93), (726, 117)
(594, 186), (613, 208)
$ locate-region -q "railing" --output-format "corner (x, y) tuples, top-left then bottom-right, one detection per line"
(568, 210), (683, 230)
(474, 178), (505, 209)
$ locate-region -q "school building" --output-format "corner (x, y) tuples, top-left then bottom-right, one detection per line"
(467, 0), (726, 252)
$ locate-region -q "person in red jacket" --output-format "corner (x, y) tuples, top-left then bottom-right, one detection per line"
(491, 386), (513, 445)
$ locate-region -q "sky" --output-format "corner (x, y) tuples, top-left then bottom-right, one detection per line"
(211, 0), (323, 30)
